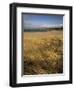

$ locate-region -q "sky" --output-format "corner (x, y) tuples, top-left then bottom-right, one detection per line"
(22, 13), (63, 29)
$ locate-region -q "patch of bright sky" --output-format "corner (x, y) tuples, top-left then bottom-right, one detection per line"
(22, 13), (63, 29)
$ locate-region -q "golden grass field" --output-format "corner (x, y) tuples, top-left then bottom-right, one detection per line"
(23, 30), (63, 75)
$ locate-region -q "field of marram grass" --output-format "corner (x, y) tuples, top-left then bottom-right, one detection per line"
(23, 30), (63, 75)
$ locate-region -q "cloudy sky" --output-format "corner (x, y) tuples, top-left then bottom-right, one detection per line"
(22, 13), (63, 29)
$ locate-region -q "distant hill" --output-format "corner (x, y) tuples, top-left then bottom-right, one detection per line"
(24, 26), (63, 32)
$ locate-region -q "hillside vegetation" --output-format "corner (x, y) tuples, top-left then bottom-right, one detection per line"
(23, 31), (63, 75)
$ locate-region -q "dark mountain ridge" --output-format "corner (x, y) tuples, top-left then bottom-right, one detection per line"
(24, 26), (63, 32)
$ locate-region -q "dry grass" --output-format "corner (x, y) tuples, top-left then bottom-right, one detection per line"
(23, 30), (63, 75)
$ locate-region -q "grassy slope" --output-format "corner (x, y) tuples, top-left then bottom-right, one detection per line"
(23, 30), (63, 75)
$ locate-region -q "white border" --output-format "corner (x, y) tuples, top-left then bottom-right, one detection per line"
(16, 7), (70, 83)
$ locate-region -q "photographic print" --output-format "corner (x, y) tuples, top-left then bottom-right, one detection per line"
(22, 14), (63, 75)
(10, 3), (72, 87)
